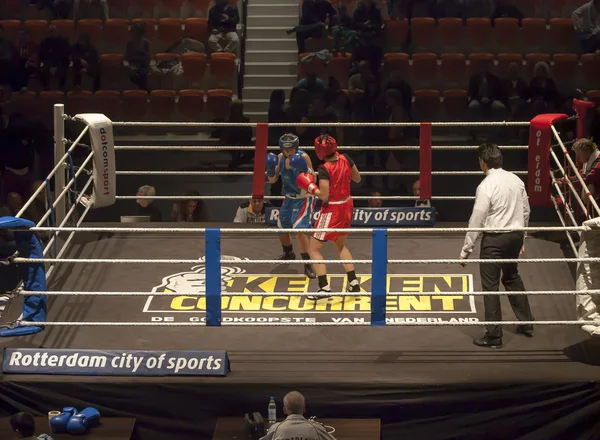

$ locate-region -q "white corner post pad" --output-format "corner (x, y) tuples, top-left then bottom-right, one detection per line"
(77, 114), (116, 209)
(583, 216), (600, 230)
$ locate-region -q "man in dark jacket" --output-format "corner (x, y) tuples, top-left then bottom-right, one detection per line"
(208, 0), (240, 53)
(38, 25), (70, 90)
(287, 0), (337, 53)
(467, 59), (506, 123)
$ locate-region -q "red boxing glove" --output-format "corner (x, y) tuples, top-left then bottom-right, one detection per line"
(296, 172), (318, 195)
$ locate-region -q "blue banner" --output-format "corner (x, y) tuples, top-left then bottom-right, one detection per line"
(2, 348), (230, 376)
(265, 206), (436, 227)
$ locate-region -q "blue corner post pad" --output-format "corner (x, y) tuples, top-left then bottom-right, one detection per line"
(0, 216), (47, 337)
(205, 228), (222, 327)
(371, 229), (388, 326)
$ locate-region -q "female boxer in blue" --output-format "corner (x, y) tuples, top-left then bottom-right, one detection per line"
(266, 133), (316, 279)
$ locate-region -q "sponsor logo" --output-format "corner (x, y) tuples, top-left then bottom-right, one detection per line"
(143, 256), (476, 324)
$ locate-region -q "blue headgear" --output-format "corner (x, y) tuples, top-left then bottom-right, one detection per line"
(279, 133), (299, 152)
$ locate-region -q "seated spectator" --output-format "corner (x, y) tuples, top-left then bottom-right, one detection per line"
(491, 0), (524, 26)
(39, 25), (70, 91)
(0, 192), (23, 218)
(352, 0), (383, 75)
(555, 138), (600, 205)
(384, 70), (412, 120)
(30, 0), (71, 19)
(503, 62), (529, 121)
(16, 30), (38, 91)
(71, 33), (100, 92)
(529, 61), (559, 116)
(9, 412), (37, 440)
(0, 26), (16, 89)
(467, 59), (506, 123)
(413, 179), (431, 207)
(332, 4), (356, 55)
(326, 89), (351, 144)
(368, 190), (382, 208)
(1, 114), (35, 200)
(74, 0), (109, 21)
(260, 391), (336, 440)
(208, 0), (240, 54)
(171, 190), (207, 222)
(135, 185), (162, 222)
(573, 0), (600, 54)
(297, 96), (337, 149)
(167, 37), (205, 55)
(385, 88), (409, 144)
(285, 88), (311, 129)
(349, 60), (380, 145)
(221, 100), (253, 169)
(287, 0), (337, 54)
(126, 21), (151, 91)
(296, 72), (325, 98)
(233, 195), (267, 223)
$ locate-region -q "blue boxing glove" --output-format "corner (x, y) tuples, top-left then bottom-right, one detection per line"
(67, 414), (89, 435)
(290, 153), (309, 173)
(62, 407), (78, 417)
(266, 152), (278, 178)
(50, 413), (70, 433)
(80, 407), (101, 428)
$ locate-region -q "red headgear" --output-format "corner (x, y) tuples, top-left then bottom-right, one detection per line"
(314, 135), (338, 160)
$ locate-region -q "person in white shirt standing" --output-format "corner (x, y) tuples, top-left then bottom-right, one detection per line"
(459, 143), (535, 348)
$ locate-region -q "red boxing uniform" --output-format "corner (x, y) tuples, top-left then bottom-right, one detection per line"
(313, 153), (354, 242)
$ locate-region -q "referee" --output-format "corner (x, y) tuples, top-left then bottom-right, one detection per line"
(459, 143), (535, 348)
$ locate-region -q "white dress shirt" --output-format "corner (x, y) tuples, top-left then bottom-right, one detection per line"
(461, 168), (531, 258)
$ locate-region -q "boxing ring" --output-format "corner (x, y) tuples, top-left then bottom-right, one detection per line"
(2, 103), (600, 439)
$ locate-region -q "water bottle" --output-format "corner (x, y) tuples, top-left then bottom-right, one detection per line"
(268, 396), (277, 425)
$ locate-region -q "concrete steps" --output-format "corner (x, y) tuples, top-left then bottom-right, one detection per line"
(246, 49), (298, 62)
(246, 26), (290, 39)
(246, 38), (297, 51)
(248, 15), (297, 26)
(248, 4), (299, 15)
(244, 74), (298, 87)
(243, 86), (292, 100)
(245, 61), (297, 75)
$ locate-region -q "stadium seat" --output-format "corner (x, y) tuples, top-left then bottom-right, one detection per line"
(5, 0), (23, 9)
(100, 54), (125, 88)
(66, 90), (93, 116)
(383, 52), (409, 77)
(158, 18), (184, 46)
(587, 90), (600, 106)
(108, 0), (133, 15)
(521, 18), (547, 51)
(25, 20), (49, 44)
(93, 90), (121, 120)
(496, 53), (523, 77)
(132, 18), (156, 41)
(206, 88), (233, 120)
(51, 20), (75, 43)
(494, 18), (519, 49)
(122, 89), (148, 120)
(549, 18), (575, 49)
(412, 53), (438, 87)
(384, 18), (409, 48)
(411, 17), (436, 50)
(39, 91), (65, 125)
(298, 52), (325, 78)
(211, 52), (237, 82)
(468, 53), (494, 75)
(149, 89), (176, 121)
(466, 17), (492, 50)
(525, 52), (551, 78)
(442, 89), (468, 121)
(328, 54), (352, 88)
(414, 89), (441, 122)
(135, 0), (159, 14)
(78, 19), (103, 45)
(103, 19), (130, 49)
(552, 53), (579, 85)
(437, 18), (463, 50)
(188, 0), (212, 14)
(184, 18), (209, 44)
(163, 0), (185, 13)
(178, 89), (205, 121)
(440, 53), (466, 87)
(0, 20), (20, 44)
(182, 53), (208, 85)
(8, 90), (38, 118)
(581, 53), (600, 89)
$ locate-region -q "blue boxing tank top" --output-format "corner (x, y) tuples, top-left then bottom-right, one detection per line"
(279, 149), (308, 196)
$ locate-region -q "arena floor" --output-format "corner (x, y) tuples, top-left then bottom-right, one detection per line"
(2, 223), (599, 384)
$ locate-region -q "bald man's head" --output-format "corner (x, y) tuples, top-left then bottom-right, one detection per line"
(6, 192), (23, 214)
(283, 391), (305, 415)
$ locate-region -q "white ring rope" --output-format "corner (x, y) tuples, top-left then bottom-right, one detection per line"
(116, 170), (528, 176)
(119, 195), (476, 200)
(17, 290), (600, 296)
(113, 121), (531, 128)
(550, 184), (579, 254)
(114, 145), (530, 151)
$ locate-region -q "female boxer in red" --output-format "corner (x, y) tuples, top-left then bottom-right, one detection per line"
(296, 135), (362, 295)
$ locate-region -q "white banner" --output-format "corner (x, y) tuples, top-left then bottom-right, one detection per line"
(77, 114), (116, 208)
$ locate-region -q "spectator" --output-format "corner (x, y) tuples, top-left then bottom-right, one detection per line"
(385, 88), (409, 144)
(572, 0), (600, 54)
(74, 0), (109, 21)
(233, 196), (267, 223)
(529, 61), (559, 116)
(30, 0), (71, 19)
(15, 30), (37, 91)
(0, 192), (23, 218)
(171, 190), (207, 222)
(503, 62), (529, 121)
(9, 412), (37, 440)
(296, 72), (326, 98)
(39, 25), (70, 91)
(287, 0), (337, 54)
(259, 391), (337, 440)
(326, 89), (351, 144)
(467, 59), (506, 124)
(0, 114), (35, 200)
(208, 0), (240, 54)
(349, 60), (381, 145)
(332, 4), (356, 55)
(135, 185), (162, 222)
(491, 0), (524, 26)
(126, 21), (151, 91)
(221, 100), (253, 168)
(285, 88), (311, 128)
(384, 70), (412, 120)
(555, 138), (600, 205)
(413, 179), (431, 207)
(368, 190), (382, 208)
(0, 26), (16, 89)
(71, 33), (100, 92)
(352, 0), (383, 76)
(297, 96), (337, 149)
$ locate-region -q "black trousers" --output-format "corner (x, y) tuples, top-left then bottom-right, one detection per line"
(480, 232), (534, 338)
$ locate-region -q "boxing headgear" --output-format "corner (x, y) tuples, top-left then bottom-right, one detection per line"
(279, 133), (299, 153)
(314, 134), (338, 160)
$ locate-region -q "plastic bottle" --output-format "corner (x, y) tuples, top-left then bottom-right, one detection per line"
(268, 397), (277, 425)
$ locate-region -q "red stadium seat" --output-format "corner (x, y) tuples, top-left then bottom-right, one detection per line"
(132, 18), (156, 41)
(440, 53), (466, 87)
(383, 52), (409, 77)
(384, 18), (409, 48)
(438, 18), (463, 50)
(103, 19), (130, 49)
(328, 54), (352, 88)
(78, 19), (103, 45)
(587, 90), (600, 106)
(298, 52), (325, 78)
(66, 90), (93, 116)
(8, 90), (38, 118)
(178, 89), (205, 121)
(442, 89), (468, 121)
(468, 53), (494, 75)
(466, 17), (492, 49)
(25, 20), (49, 44)
(158, 18), (183, 46)
(184, 18), (209, 45)
(496, 53), (523, 77)
(581, 53), (600, 89)
(93, 90), (121, 120)
(122, 89), (148, 121)
(181, 53), (208, 84)
(0, 20), (21, 44)
(552, 53), (579, 85)
(549, 18), (575, 50)
(521, 18), (547, 51)
(412, 52), (438, 87)
(411, 17), (436, 50)
(149, 89), (176, 121)
(206, 88), (233, 120)
(525, 52), (551, 78)
(51, 20), (75, 43)
(414, 89), (441, 121)
(494, 18), (519, 49)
